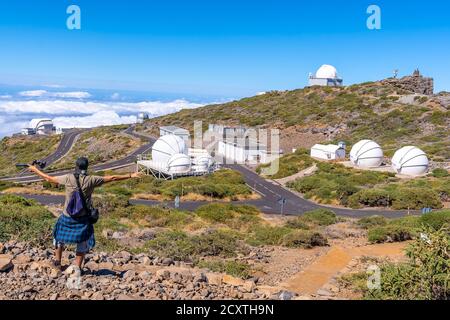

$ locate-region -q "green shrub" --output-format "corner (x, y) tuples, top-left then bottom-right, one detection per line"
(285, 217), (310, 230)
(0, 195), (55, 244)
(282, 230), (328, 248)
(368, 228), (449, 300)
(196, 203), (236, 223)
(93, 194), (130, 215)
(392, 188), (443, 210)
(246, 225), (291, 246)
(197, 260), (251, 279)
(432, 168), (449, 178)
(302, 209), (338, 226)
(146, 230), (196, 262)
(367, 225), (416, 243)
(348, 189), (392, 209)
(419, 210), (450, 231)
(193, 230), (239, 258)
(356, 216), (388, 229)
(146, 229), (240, 262)
(195, 204), (259, 227)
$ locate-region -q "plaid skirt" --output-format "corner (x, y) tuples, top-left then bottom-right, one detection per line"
(53, 214), (95, 249)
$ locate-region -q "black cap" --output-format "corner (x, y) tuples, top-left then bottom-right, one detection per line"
(75, 157), (89, 171)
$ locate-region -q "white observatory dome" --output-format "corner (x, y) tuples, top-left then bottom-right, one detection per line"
(193, 154), (214, 171)
(391, 146), (429, 176)
(152, 135), (186, 164)
(315, 65), (338, 79)
(167, 153), (191, 174)
(350, 140), (384, 168)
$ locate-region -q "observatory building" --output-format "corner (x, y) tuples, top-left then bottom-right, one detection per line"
(310, 142), (346, 161)
(159, 126), (190, 144)
(350, 140), (384, 168)
(308, 65), (343, 87)
(137, 112), (149, 124)
(137, 134), (216, 180)
(22, 119), (55, 136)
(391, 146), (429, 176)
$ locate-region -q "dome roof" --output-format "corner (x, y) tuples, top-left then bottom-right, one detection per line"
(350, 140), (384, 168)
(152, 134), (186, 164)
(391, 146), (429, 176)
(315, 65), (338, 79)
(29, 119), (53, 129)
(167, 153), (191, 174)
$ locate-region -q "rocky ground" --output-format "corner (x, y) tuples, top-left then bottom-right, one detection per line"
(0, 219), (410, 301)
(0, 241), (297, 301)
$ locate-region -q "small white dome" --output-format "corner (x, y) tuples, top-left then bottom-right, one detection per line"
(152, 135), (186, 164)
(193, 154), (214, 170)
(167, 153), (191, 174)
(29, 119), (53, 129)
(315, 65), (338, 79)
(392, 146), (429, 176)
(350, 140), (384, 168)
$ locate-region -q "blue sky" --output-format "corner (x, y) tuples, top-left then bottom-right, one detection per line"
(0, 0), (449, 97)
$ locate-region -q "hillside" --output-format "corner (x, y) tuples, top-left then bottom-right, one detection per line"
(0, 135), (61, 176)
(147, 80), (450, 162)
(1, 194), (449, 300)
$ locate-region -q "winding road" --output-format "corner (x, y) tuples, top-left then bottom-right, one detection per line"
(1, 125), (416, 218)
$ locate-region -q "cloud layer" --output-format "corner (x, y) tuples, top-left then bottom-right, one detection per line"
(19, 90), (92, 99)
(0, 98), (204, 137)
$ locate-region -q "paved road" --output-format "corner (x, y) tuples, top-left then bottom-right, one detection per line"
(13, 129), (85, 177)
(225, 164), (415, 218)
(2, 126), (155, 183)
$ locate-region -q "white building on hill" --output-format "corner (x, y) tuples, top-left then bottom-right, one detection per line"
(310, 142), (346, 161)
(22, 119), (55, 136)
(308, 65), (343, 87)
(159, 126), (190, 144)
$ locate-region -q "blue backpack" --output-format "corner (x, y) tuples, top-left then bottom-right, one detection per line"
(66, 175), (87, 218)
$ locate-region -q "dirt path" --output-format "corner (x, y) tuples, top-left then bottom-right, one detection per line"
(281, 242), (408, 295)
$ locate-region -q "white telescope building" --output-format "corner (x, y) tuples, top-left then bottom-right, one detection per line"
(308, 65), (343, 87)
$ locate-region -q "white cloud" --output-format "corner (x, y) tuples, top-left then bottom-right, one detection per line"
(43, 84), (65, 88)
(0, 95), (12, 99)
(0, 116), (28, 137)
(18, 90), (91, 99)
(19, 90), (48, 97)
(0, 99), (203, 116)
(51, 91), (92, 99)
(0, 98), (204, 137)
(111, 92), (120, 100)
(53, 111), (137, 129)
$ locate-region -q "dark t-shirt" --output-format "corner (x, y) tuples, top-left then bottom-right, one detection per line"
(55, 174), (104, 217)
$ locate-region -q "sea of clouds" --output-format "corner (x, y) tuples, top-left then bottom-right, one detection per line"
(0, 90), (206, 138)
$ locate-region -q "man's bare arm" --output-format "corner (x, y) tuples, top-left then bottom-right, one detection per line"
(28, 166), (61, 185)
(102, 172), (141, 184)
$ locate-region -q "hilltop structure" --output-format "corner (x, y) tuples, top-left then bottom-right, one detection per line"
(308, 65), (343, 87)
(383, 69), (434, 95)
(21, 119), (55, 136)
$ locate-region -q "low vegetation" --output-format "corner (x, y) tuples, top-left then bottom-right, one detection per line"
(98, 169), (255, 201)
(256, 148), (314, 179)
(342, 227), (449, 300)
(50, 125), (142, 170)
(356, 210), (450, 243)
(0, 135), (61, 176)
(288, 162), (449, 210)
(0, 195), (54, 244)
(91, 199), (334, 275)
(148, 81), (449, 163)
